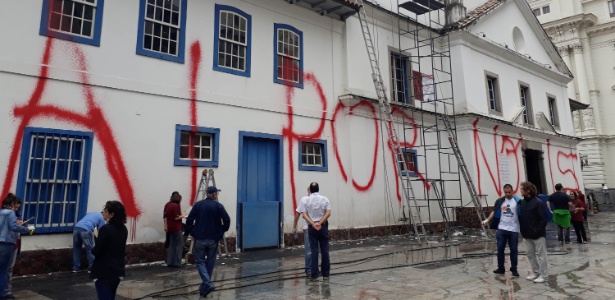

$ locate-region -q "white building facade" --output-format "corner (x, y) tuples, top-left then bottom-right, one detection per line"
(528, 0), (615, 189)
(0, 0), (583, 254)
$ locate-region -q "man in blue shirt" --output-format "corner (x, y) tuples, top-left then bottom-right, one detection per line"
(185, 186), (230, 297)
(73, 211), (106, 272)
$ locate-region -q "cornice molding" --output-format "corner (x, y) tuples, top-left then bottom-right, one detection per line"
(587, 21), (615, 37)
(542, 13), (598, 32)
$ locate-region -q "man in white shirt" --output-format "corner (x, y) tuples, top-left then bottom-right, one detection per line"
(302, 182), (331, 282)
(483, 184), (520, 277)
(293, 187), (311, 277)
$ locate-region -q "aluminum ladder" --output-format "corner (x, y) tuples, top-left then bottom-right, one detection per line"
(356, 0), (426, 240)
(439, 106), (490, 236)
(430, 180), (451, 233)
(185, 169), (229, 264)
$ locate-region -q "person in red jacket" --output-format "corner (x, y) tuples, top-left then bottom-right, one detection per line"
(163, 191), (187, 268)
(569, 191), (587, 244)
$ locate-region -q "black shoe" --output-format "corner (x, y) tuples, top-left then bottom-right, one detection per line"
(493, 268), (505, 275)
(511, 270), (519, 277)
(5, 295), (16, 300)
(200, 286), (215, 297)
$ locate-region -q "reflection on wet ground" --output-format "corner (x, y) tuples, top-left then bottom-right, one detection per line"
(13, 212), (615, 299)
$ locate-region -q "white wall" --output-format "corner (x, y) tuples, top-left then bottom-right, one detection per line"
(0, 0), (585, 252)
(472, 1), (554, 66)
(451, 43), (572, 135)
(0, 0), (350, 250)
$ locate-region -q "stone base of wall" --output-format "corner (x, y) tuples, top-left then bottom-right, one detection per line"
(15, 221), (454, 276)
(455, 206), (493, 228)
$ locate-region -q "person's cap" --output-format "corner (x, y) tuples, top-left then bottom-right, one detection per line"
(171, 191), (180, 197)
(206, 186), (221, 194)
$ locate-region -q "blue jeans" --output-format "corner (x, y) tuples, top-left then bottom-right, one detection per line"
(0, 243), (15, 298)
(496, 229), (518, 271)
(557, 225), (571, 243)
(194, 239), (217, 294)
(73, 227), (95, 271)
(94, 277), (120, 300)
(4, 248), (17, 295)
(303, 229), (311, 274)
(309, 223), (330, 279)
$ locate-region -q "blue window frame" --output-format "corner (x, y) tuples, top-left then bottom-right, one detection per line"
(298, 139), (328, 172)
(136, 0), (187, 63)
(16, 127), (94, 234)
(213, 4), (252, 77)
(174, 125), (220, 167)
(400, 148), (418, 177)
(39, 0), (105, 46)
(391, 52), (410, 103)
(273, 24), (303, 88)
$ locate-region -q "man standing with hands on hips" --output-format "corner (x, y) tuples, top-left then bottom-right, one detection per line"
(302, 182), (331, 282)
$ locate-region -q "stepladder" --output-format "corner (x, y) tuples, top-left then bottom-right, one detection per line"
(184, 169), (229, 264)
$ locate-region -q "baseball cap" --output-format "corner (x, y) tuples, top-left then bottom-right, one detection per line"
(206, 186), (221, 194)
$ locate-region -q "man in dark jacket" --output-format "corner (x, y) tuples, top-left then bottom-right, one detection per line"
(185, 186), (230, 297)
(518, 181), (549, 283)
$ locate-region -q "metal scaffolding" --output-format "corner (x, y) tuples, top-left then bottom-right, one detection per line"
(393, 0), (464, 235)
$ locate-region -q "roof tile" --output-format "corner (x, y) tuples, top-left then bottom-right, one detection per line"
(451, 0), (506, 29)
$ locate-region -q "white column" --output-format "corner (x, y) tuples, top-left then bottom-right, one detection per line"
(581, 36), (603, 134)
(558, 47), (576, 100)
(572, 44), (589, 105)
(572, 43), (596, 133)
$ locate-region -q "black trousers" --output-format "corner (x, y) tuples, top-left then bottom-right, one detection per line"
(571, 221), (587, 243)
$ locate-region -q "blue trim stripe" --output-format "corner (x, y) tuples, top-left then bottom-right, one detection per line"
(213, 4), (252, 77)
(39, 0), (105, 46)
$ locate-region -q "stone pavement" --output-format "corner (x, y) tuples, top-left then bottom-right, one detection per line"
(13, 212), (615, 299)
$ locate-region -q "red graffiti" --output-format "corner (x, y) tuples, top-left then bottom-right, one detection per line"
(282, 72), (327, 210)
(387, 107), (429, 202)
(331, 100), (380, 192)
(1, 38), (140, 219)
(188, 42), (202, 205)
(358, 289), (381, 300)
(546, 139), (580, 191)
(472, 119), (523, 196)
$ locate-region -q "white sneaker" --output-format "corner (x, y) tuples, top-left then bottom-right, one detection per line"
(526, 274), (538, 281)
(533, 276), (547, 283)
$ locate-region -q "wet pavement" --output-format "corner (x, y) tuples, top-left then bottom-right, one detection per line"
(13, 212), (615, 299)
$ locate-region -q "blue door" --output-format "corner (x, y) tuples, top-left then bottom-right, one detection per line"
(238, 132), (283, 249)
